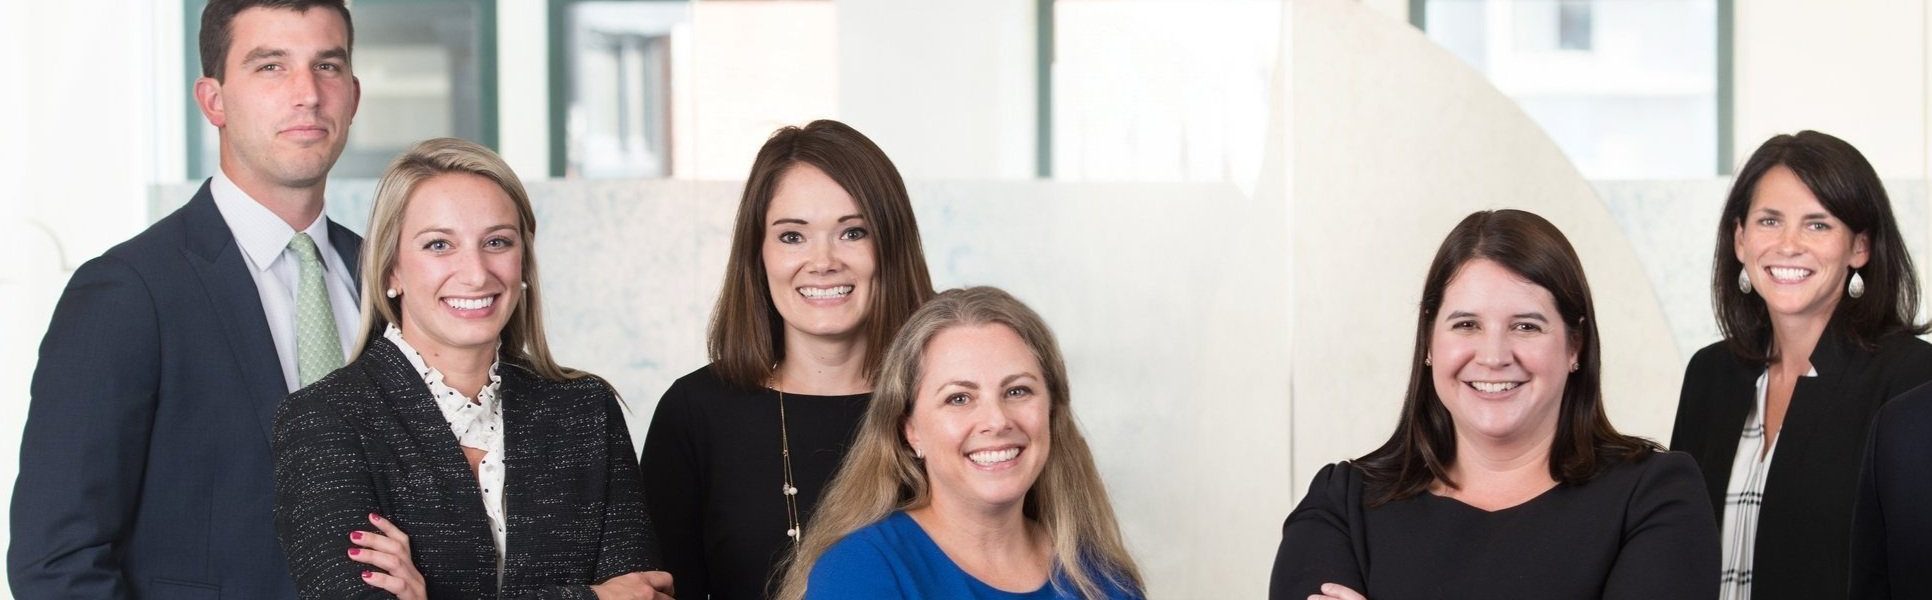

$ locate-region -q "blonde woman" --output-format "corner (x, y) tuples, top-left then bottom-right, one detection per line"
(776, 287), (1142, 600)
(273, 138), (673, 599)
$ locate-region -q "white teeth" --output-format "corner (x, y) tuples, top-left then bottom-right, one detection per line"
(444, 296), (494, 310)
(799, 285), (854, 299)
(1768, 267), (1812, 281)
(1470, 381), (1520, 393)
(968, 447), (1021, 465)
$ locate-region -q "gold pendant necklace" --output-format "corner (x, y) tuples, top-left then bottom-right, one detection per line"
(775, 378), (802, 545)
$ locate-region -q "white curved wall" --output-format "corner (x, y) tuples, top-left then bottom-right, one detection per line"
(1287, 0), (1683, 506)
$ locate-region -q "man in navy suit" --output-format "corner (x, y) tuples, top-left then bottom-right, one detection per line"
(1853, 381), (1932, 599)
(9, 1), (362, 597)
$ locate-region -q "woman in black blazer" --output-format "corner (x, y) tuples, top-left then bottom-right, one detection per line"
(1670, 130), (1932, 600)
(273, 138), (674, 599)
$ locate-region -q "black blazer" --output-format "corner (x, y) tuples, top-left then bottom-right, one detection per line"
(273, 337), (661, 599)
(1850, 378), (1932, 598)
(9, 182), (359, 599)
(1670, 328), (1932, 599)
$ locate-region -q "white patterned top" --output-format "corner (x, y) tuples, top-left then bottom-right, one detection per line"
(383, 324), (508, 577)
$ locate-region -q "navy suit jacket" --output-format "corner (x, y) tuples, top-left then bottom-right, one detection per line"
(1852, 379), (1932, 598)
(9, 181), (362, 599)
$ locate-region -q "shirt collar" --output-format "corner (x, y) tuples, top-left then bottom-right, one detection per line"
(382, 323), (503, 406)
(209, 167), (334, 274)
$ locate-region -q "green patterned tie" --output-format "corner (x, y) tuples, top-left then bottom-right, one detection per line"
(289, 233), (344, 387)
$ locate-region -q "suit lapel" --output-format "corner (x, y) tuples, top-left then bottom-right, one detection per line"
(179, 181), (290, 445)
(1696, 353), (1758, 513)
(498, 366), (534, 579)
(1778, 329), (1856, 469)
(364, 340), (492, 509)
(328, 219), (363, 286)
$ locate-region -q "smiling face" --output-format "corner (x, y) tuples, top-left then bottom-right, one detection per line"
(389, 172), (524, 361)
(1735, 164), (1870, 326)
(903, 323), (1052, 514)
(197, 6), (359, 192)
(762, 163), (877, 346)
(1429, 258), (1577, 448)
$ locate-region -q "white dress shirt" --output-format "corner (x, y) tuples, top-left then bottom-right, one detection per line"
(209, 169), (361, 392)
(383, 324), (510, 579)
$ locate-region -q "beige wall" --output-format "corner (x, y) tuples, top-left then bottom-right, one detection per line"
(1734, 0), (1929, 178)
(839, 0), (1038, 180)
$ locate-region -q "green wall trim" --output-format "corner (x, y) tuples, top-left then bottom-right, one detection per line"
(1036, 0), (1054, 178)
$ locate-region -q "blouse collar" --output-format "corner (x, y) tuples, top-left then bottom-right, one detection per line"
(382, 323), (503, 443)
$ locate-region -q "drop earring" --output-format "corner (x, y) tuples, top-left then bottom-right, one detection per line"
(1849, 270), (1865, 299)
(1737, 268), (1753, 294)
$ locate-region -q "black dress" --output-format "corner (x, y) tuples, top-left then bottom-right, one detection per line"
(640, 365), (870, 600)
(1269, 452), (1718, 600)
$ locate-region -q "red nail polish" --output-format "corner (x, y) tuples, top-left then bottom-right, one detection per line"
(361, 570), (372, 579)
(349, 548), (360, 556)
(369, 513), (382, 522)
(351, 531), (362, 541)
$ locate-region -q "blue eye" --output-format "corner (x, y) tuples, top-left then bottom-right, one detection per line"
(1004, 386), (1032, 399)
(423, 239), (451, 251)
(945, 393), (970, 406)
(485, 237), (514, 249)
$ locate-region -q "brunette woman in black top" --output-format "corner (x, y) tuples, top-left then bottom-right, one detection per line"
(1270, 210), (1718, 600)
(639, 120), (935, 599)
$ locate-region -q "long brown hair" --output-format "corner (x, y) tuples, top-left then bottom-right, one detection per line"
(776, 287), (1143, 600)
(1711, 130), (1925, 363)
(1354, 209), (1658, 506)
(708, 119), (934, 389)
(352, 137), (586, 381)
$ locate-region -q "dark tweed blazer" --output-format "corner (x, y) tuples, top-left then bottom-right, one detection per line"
(273, 336), (660, 599)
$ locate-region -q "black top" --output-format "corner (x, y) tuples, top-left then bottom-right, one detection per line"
(1671, 329), (1932, 599)
(273, 339), (661, 599)
(1851, 378), (1932, 598)
(640, 365), (871, 600)
(1269, 452), (1718, 600)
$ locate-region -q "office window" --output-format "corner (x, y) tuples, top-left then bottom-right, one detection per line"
(1049, 0), (1280, 186)
(1420, 0), (1720, 179)
(551, 1), (688, 179)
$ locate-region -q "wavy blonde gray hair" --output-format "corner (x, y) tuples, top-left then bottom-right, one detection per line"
(351, 137), (584, 381)
(776, 286), (1142, 599)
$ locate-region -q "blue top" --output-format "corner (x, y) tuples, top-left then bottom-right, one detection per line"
(806, 511), (1141, 600)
